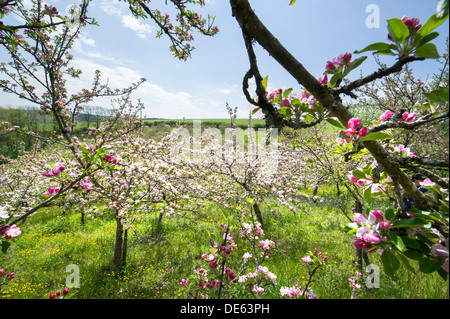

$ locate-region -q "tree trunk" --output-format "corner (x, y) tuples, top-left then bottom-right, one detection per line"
(113, 218), (124, 268)
(122, 228), (128, 267)
(253, 203), (264, 228)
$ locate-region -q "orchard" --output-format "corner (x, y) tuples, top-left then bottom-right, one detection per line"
(0, 0), (448, 305)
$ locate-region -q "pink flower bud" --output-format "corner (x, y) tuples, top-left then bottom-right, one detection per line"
(379, 220), (391, 229)
(371, 210), (383, 220)
(358, 127), (368, 137)
(347, 117), (361, 129)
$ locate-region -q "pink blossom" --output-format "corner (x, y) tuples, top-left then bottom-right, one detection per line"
(4, 225), (21, 239)
(325, 60), (336, 71)
(379, 220), (391, 229)
(420, 179), (436, 187)
(343, 128), (356, 136)
(358, 127), (368, 137)
(400, 112), (416, 122)
(242, 252), (252, 262)
(349, 176), (358, 183)
(318, 74), (328, 84)
(379, 110), (393, 122)
(357, 179), (365, 187)
(281, 98), (290, 107)
(353, 213), (366, 225)
(179, 278), (189, 286)
(301, 256), (312, 263)
(347, 117), (361, 129)
(371, 210), (383, 220)
(402, 16), (421, 32)
(252, 286), (264, 294)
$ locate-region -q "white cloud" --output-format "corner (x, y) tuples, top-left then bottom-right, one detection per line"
(121, 14), (153, 39)
(99, 0), (153, 39)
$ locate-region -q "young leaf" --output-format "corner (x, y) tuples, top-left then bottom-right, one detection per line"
(326, 118), (344, 129)
(415, 43), (441, 59)
(417, 12), (449, 37)
(261, 76), (269, 90)
(344, 56), (367, 75)
(387, 18), (410, 44)
(386, 233), (405, 252)
(363, 185), (372, 205)
(283, 88), (293, 98)
(354, 42), (391, 54)
(289, 0), (297, 5)
(352, 169), (366, 180)
(363, 132), (391, 141)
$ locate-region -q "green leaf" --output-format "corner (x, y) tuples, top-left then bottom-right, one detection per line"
(344, 56), (367, 75)
(289, 0), (297, 5)
(415, 31), (440, 48)
(1, 241), (11, 254)
(397, 252), (416, 273)
(335, 144), (346, 152)
(380, 250), (401, 277)
(437, 267), (449, 280)
(385, 208), (396, 221)
(424, 87), (449, 103)
(329, 72), (342, 87)
(402, 249), (423, 260)
(363, 132), (391, 141)
(261, 76), (269, 90)
(386, 233), (405, 252)
(354, 42), (392, 54)
(352, 169), (366, 180)
(363, 185), (372, 205)
(279, 107), (292, 118)
(304, 113), (316, 122)
(387, 18), (410, 44)
(415, 43), (440, 59)
(417, 13), (449, 37)
(408, 208), (447, 224)
(252, 107), (261, 115)
(418, 257), (443, 273)
(401, 236), (421, 249)
(391, 217), (431, 229)
(344, 222), (359, 234)
(326, 118), (344, 129)
(283, 88), (293, 98)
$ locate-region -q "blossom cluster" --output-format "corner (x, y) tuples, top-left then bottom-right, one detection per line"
(43, 166), (65, 177)
(388, 16), (421, 41)
(0, 224), (21, 239)
(343, 117), (367, 138)
(352, 210), (391, 252)
(0, 269), (14, 280)
(325, 52), (352, 72)
(280, 285), (317, 299)
(50, 288), (69, 299)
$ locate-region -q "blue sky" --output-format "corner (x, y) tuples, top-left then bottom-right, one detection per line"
(1, 0), (449, 119)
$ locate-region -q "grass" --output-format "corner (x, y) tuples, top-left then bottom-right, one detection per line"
(1, 189), (448, 300)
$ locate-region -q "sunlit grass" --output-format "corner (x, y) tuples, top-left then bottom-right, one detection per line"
(1, 195), (448, 299)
